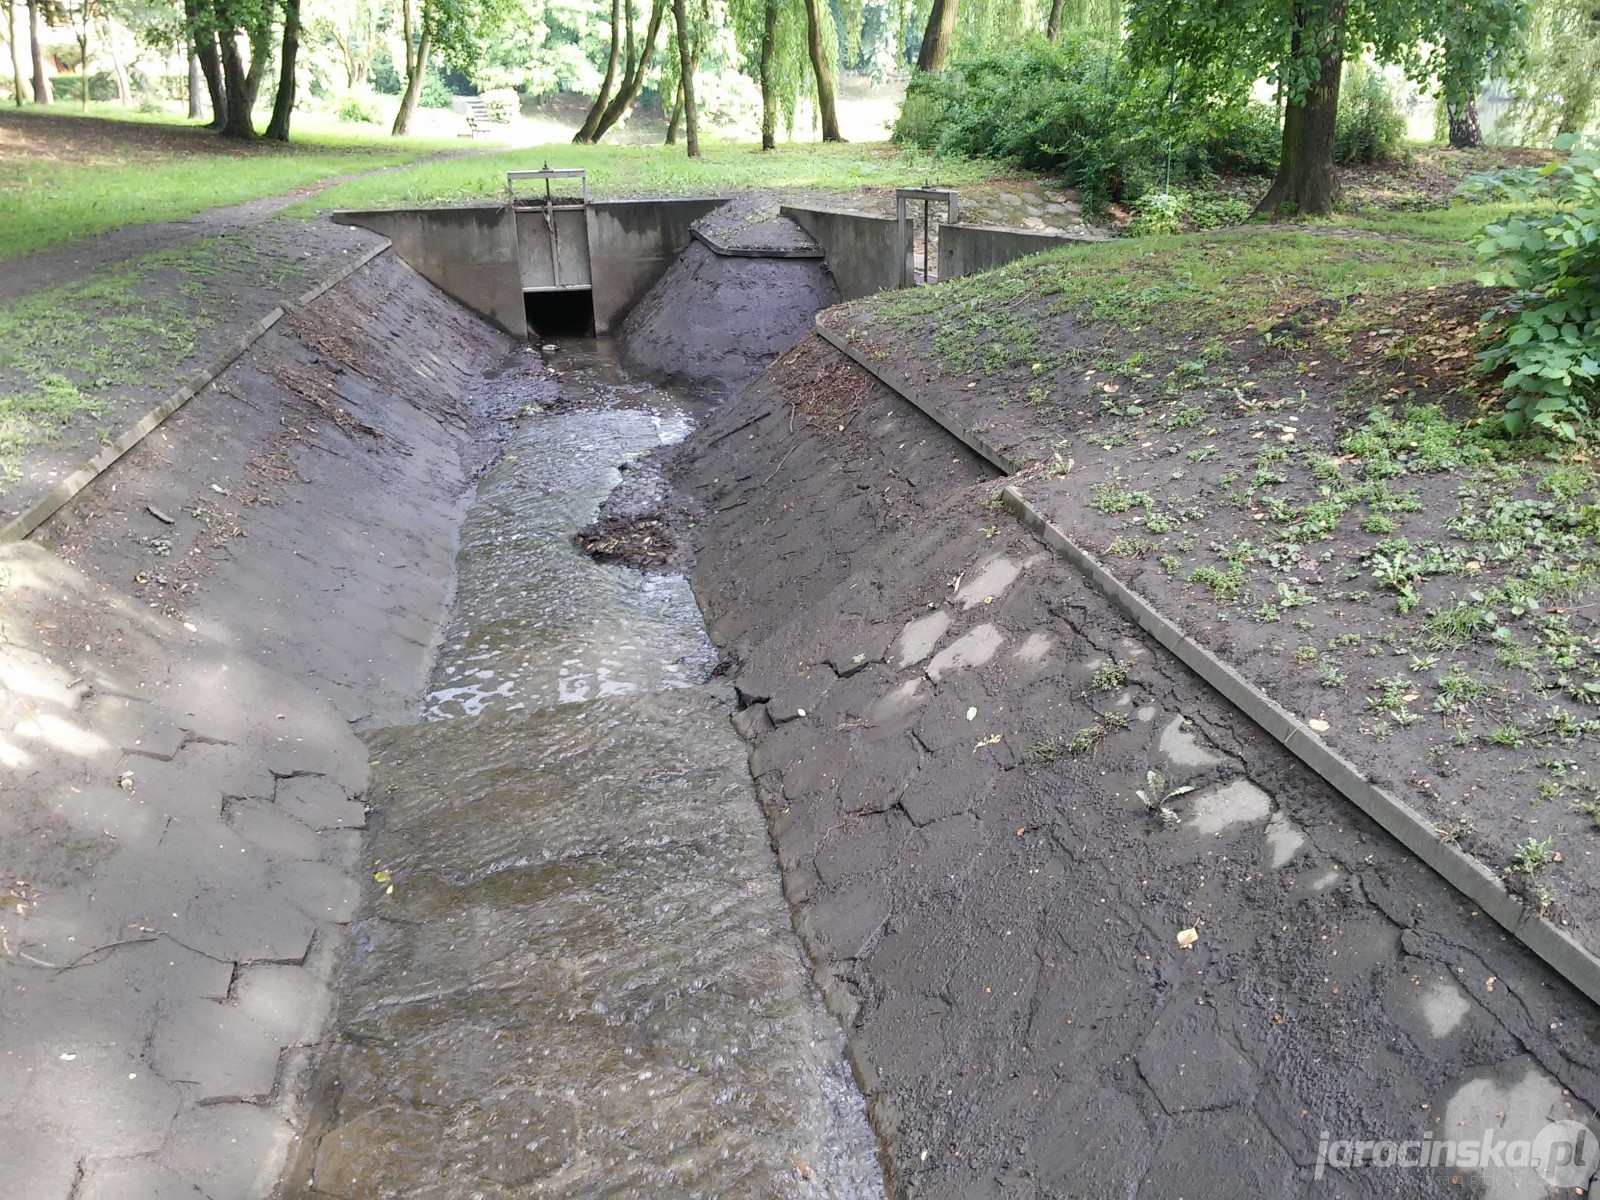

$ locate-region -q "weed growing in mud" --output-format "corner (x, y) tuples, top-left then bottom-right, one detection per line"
(1437, 815), (1476, 845)
(1365, 674), (1421, 727)
(1189, 562), (1246, 601)
(1024, 738), (1063, 768)
(1089, 661), (1128, 691)
(1089, 477), (1153, 514)
(1067, 723), (1106, 755)
(1507, 835), (1558, 875)
(1107, 536), (1153, 557)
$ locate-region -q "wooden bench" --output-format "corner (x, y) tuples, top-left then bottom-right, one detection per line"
(462, 97), (491, 138)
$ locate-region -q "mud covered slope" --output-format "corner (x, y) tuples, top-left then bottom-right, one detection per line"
(618, 238), (839, 392)
(676, 337), (1600, 1199)
(37, 252), (525, 728)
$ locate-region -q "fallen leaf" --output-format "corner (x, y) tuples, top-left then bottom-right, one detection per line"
(1308, 718), (1330, 732)
(1177, 927), (1199, 949)
(965, 707), (978, 721)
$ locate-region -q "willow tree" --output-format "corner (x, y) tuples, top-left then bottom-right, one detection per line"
(1047, 0), (1119, 39)
(801, 0), (839, 138)
(392, 0), (504, 135)
(1127, 0), (1520, 216)
(1504, 0), (1600, 143)
(731, 0), (807, 147)
(1429, 0), (1520, 149)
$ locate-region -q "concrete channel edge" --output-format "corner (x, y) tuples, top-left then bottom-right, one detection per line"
(813, 315), (1600, 1010)
(0, 240), (393, 545)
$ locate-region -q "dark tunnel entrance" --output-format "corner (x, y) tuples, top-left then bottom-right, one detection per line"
(524, 288), (595, 338)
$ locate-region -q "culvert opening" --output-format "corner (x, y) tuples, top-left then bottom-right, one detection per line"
(524, 288), (595, 338)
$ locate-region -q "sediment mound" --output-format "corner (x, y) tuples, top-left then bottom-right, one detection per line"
(617, 232), (839, 391)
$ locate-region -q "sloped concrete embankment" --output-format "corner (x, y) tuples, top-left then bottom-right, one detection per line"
(673, 334), (1600, 1199)
(2, 253), (516, 1197)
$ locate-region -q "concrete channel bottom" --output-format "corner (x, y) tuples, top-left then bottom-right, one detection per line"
(286, 344), (883, 1197)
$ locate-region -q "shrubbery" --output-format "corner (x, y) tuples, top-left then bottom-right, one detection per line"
(1459, 137), (1600, 438)
(892, 37), (1278, 212)
(1335, 63), (1407, 165)
(337, 94), (382, 124)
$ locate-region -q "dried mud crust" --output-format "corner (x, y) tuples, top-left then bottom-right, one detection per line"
(823, 281), (1600, 958)
(676, 336), (1600, 1200)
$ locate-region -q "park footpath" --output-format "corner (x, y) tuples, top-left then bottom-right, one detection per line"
(1, 205), (518, 1195)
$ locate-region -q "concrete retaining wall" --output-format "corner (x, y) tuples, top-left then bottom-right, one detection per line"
(938, 223), (1103, 282)
(587, 199), (727, 333)
(332, 206), (526, 337)
(780, 205), (909, 301)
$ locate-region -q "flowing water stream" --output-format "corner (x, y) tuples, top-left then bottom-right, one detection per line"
(300, 341), (883, 1198)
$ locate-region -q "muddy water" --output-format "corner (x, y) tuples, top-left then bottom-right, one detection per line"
(303, 341), (882, 1198)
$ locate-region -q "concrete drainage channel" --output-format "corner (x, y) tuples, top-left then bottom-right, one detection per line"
(6, 183), (1598, 1200)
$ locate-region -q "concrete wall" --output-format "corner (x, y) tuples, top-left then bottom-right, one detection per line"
(587, 199), (727, 333)
(332, 207), (525, 337)
(938, 223), (1104, 282)
(780, 206), (909, 301)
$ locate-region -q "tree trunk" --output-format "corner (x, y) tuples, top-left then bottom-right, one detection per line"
(801, 0), (841, 140)
(244, 19), (269, 110)
(109, 30), (131, 105)
(1446, 97), (1482, 149)
(219, 30), (256, 137)
(665, 76), (681, 142)
(1255, 6), (1344, 217)
(199, 34), (226, 127)
(187, 53), (203, 117)
(7, 0), (30, 104)
(915, 0), (957, 73)
(391, 0), (428, 135)
(593, 0), (665, 140)
(265, 0), (298, 140)
(759, 0), (777, 149)
(1046, 0), (1065, 40)
(75, 32), (87, 111)
(671, 0), (698, 156)
(27, 0), (49, 104)
(575, 0), (622, 143)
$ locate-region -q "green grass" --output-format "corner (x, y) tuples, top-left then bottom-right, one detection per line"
(294, 139), (1012, 214)
(0, 110), (468, 261)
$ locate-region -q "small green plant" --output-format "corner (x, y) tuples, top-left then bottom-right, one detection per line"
(1090, 477), (1154, 514)
(1189, 562), (1246, 601)
(1067, 723), (1106, 755)
(1135, 769), (1195, 827)
(1159, 553), (1182, 574)
(1487, 722), (1529, 748)
(1318, 663), (1348, 688)
(1107, 535), (1154, 557)
(1507, 835), (1557, 875)
(1024, 738), (1063, 768)
(1089, 661), (1128, 691)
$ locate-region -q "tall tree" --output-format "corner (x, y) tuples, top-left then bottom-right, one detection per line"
(1127, 0), (1520, 217)
(186, 51), (202, 116)
(26, 0), (49, 102)
(916, 0), (957, 71)
(61, 0), (103, 111)
(670, 0), (698, 154)
(758, 0), (777, 146)
(574, 0), (622, 142)
(390, 0), (430, 134)
(264, 0), (298, 139)
(4, 0), (30, 102)
(1432, 0), (1520, 149)
(590, 0), (665, 141)
(800, 0), (839, 138)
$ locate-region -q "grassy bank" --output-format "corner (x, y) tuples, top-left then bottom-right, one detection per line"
(826, 185), (1600, 935)
(0, 108), (466, 261)
(294, 139), (1012, 213)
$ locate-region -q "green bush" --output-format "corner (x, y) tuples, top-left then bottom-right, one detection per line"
(1205, 103), (1280, 174)
(1128, 190), (1189, 236)
(481, 88), (518, 123)
(892, 38), (1272, 213)
(419, 70), (454, 108)
(1458, 136), (1600, 438)
(337, 94), (381, 124)
(50, 72), (119, 103)
(1336, 63), (1406, 165)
